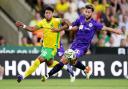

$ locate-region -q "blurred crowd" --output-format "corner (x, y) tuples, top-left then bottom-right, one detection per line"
(0, 65), (4, 80)
(0, 36), (6, 46)
(24, 0), (128, 47)
(1, 0), (128, 48)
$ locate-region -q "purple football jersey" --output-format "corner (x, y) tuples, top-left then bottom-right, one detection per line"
(71, 15), (103, 58)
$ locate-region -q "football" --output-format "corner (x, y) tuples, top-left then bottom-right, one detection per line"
(64, 49), (76, 60)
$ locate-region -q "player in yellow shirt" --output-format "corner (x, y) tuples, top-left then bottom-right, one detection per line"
(16, 6), (75, 83)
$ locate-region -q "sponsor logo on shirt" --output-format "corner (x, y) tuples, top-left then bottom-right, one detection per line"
(84, 27), (90, 30)
(79, 25), (84, 30)
(79, 24), (92, 31)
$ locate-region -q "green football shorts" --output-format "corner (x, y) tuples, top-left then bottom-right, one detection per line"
(40, 47), (57, 61)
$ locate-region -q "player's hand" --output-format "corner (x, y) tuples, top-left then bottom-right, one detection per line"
(51, 28), (60, 32)
(69, 26), (78, 31)
(15, 21), (24, 28)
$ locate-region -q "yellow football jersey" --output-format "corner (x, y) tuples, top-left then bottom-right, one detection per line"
(37, 17), (61, 49)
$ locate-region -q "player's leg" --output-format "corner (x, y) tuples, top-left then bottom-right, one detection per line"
(42, 48), (91, 81)
(49, 45), (75, 77)
(47, 60), (58, 68)
(41, 48), (67, 81)
(24, 57), (44, 78)
(41, 56), (68, 82)
(66, 63), (75, 82)
(71, 49), (91, 79)
(53, 45), (75, 82)
(47, 60), (75, 82)
(17, 56), (45, 83)
(48, 60), (71, 73)
(65, 64), (74, 77)
(72, 59), (91, 79)
(17, 47), (49, 83)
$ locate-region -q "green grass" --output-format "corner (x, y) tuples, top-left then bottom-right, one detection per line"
(0, 79), (128, 89)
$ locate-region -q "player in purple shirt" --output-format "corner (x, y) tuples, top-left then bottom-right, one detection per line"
(41, 4), (122, 81)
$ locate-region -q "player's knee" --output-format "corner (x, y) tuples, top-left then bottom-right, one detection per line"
(37, 56), (45, 63)
(46, 60), (53, 66)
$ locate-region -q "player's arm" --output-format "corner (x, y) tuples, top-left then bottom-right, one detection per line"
(68, 17), (80, 31)
(15, 21), (40, 32)
(68, 26), (78, 31)
(102, 26), (122, 35)
(61, 19), (71, 31)
(52, 19), (70, 32)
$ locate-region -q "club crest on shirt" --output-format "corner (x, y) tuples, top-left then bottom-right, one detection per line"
(89, 23), (93, 27)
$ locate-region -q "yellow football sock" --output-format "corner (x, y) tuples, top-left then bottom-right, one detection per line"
(24, 59), (40, 78)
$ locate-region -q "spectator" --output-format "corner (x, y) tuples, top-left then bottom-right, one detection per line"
(98, 31), (110, 45)
(0, 36), (6, 46)
(105, 35), (115, 47)
(100, 7), (111, 27)
(0, 65), (4, 80)
(64, 5), (79, 43)
(97, 38), (105, 47)
(93, 0), (107, 13)
(77, 0), (86, 15)
(29, 12), (43, 40)
(119, 15), (128, 32)
(118, 18), (128, 38)
(43, 0), (57, 6)
(111, 33), (122, 47)
(24, 0), (128, 48)
(109, 0), (117, 15)
(120, 0), (128, 15)
(120, 39), (127, 47)
(77, 0), (86, 10)
(64, 6), (78, 24)
(120, 26), (127, 39)
(32, 35), (42, 46)
(116, 0), (122, 15)
(35, 0), (44, 12)
(126, 35), (128, 46)
(78, 6), (85, 16)
(55, 0), (69, 18)
(68, 0), (77, 13)
(21, 37), (33, 46)
(91, 34), (98, 47)
(109, 15), (118, 28)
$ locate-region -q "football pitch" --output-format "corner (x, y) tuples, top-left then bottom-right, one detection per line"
(0, 79), (128, 89)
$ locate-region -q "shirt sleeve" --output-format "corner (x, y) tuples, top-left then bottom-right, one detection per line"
(95, 21), (103, 31)
(36, 20), (43, 28)
(72, 18), (80, 26)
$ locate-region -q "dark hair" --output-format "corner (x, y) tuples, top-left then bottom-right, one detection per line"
(44, 6), (54, 12)
(85, 4), (94, 12)
(0, 36), (4, 40)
